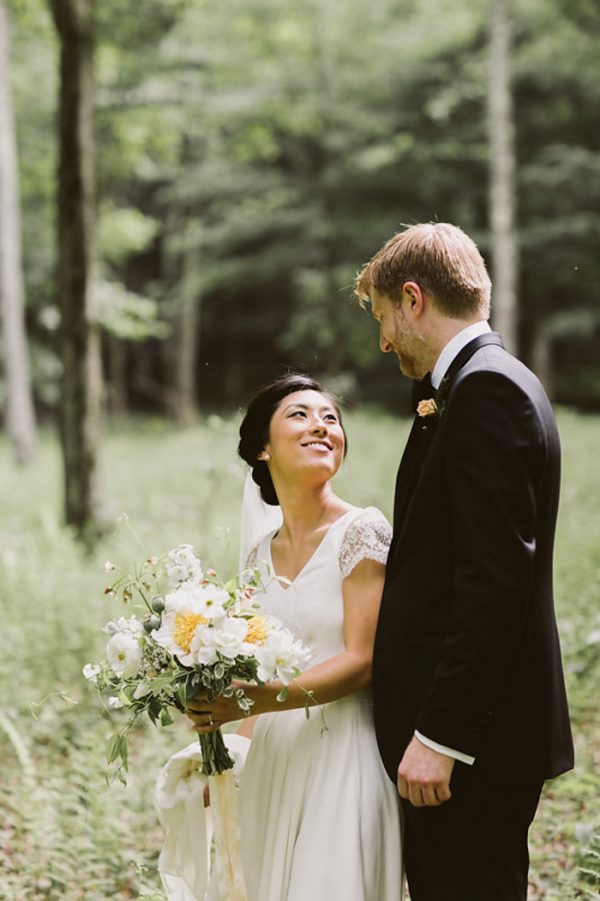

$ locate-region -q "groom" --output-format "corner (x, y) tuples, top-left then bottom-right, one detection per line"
(356, 223), (574, 900)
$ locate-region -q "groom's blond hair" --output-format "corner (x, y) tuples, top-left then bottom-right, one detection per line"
(355, 222), (491, 320)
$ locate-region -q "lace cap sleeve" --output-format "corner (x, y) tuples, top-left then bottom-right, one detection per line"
(338, 508), (392, 579)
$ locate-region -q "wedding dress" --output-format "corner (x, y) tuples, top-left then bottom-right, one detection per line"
(214, 505), (404, 901)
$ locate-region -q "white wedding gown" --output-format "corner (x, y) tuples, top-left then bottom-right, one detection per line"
(217, 506), (403, 901)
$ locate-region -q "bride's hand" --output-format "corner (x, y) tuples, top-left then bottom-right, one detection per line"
(186, 682), (257, 733)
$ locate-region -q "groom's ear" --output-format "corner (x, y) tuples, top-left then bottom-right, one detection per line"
(401, 281), (426, 317)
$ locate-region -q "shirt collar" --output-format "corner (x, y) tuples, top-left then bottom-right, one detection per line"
(431, 320), (492, 389)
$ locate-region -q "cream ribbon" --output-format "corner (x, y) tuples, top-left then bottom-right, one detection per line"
(155, 733), (251, 901)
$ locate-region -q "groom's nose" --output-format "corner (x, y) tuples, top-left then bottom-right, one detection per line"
(379, 330), (393, 353)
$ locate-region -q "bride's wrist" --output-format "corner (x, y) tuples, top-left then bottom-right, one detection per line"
(243, 682), (269, 717)
(247, 681), (282, 716)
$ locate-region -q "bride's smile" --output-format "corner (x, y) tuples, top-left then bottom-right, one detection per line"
(301, 439), (333, 452)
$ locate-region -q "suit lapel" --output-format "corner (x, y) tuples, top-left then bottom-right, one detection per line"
(390, 332), (505, 549)
(439, 331), (504, 388)
(389, 388), (440, 557)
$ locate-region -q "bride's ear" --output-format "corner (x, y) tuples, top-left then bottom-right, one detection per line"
(257, 451), (271, 462)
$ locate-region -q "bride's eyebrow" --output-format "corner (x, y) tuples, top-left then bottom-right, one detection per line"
(282, 402), (337, 416)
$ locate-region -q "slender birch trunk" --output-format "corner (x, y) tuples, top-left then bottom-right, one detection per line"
(488, 0), (518, 353)
(0, 0), (37, 464)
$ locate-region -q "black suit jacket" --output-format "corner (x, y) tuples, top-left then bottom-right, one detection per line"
(373, 333), (574, 784)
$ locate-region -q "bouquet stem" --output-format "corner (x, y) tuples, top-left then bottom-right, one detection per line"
(198, 729), (235, 776)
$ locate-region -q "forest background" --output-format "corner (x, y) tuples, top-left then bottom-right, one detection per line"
(0, 0), (599, 898)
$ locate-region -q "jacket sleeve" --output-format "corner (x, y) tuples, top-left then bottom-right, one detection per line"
(414, 369), (549, 757)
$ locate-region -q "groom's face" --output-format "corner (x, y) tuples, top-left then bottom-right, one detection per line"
(370, 289), (422, 379)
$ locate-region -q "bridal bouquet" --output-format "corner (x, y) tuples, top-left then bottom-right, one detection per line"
(84, 543), (312, 900)
(84, 543), (311, 781)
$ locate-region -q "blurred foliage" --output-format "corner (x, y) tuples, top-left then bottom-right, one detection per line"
(0, 408), (598, 897)
(97, 281), (170, 342)
(4, 0), (600, 417)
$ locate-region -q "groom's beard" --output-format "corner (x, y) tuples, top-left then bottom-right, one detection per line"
(392, 327), (425, 380)
(396, 351), (421, 379)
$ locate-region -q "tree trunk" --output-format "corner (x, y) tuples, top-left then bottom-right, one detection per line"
(0, 0), (37, 464)
(172, 239), (200, 425)
(312, 3), (343, 375)
(50, 0), (102, 539)
(488, 0), (518, 353)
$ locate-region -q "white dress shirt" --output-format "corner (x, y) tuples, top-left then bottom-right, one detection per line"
(431, 320), (492, 390)
(414, 319), (492, 766)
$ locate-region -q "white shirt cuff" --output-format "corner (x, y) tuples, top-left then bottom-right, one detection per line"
(414, 730), (475, 766)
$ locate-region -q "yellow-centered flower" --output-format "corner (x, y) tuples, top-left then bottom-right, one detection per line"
(245, 615), (269, 646)
(174, 612), (208, 653)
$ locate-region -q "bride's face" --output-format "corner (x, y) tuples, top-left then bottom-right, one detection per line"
(263, 390), (345, 485)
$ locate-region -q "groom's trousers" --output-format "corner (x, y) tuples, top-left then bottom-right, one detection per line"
(401, 765), (544, 901)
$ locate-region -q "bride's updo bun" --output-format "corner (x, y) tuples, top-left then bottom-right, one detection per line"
(238, 373), (346, 506)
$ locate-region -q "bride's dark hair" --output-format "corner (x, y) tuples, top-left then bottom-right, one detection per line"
(238, 373), (347, 506)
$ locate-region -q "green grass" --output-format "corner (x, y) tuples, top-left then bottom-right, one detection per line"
(0, 408), (598, 899)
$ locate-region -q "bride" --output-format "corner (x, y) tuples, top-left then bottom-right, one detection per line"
(187, 373), (403, 900)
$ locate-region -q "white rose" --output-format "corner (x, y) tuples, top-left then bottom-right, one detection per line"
(190, 617), (248, 664)
(255, 628), (312, 684)
(106, 633), (142, 679)
(191, 640), (219, 667)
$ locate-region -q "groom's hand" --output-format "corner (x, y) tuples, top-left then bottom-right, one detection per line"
(397, 737), (455, 807)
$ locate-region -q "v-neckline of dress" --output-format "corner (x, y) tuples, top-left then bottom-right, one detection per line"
(267, 507), (357, 591)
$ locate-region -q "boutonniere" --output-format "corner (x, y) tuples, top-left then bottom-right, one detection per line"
(416, 375), (450, 429)
(416, 398), (438, 418)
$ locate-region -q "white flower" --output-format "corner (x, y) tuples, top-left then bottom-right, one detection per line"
(83, 663), (102, 684)
(106, 633), (142, 679)
(104, 561), (116, 573)
(188, 634), (219, 666)
(103, 616), (144, 637)
(190, 617), (248, 664)
(165, 583), (229, 621)
(253, 627), (312, 684)
(166, 544), (203, 586)
(107, 696), (124, 709)
(152, 611), (184, 660)
(152, 582), (228, 666)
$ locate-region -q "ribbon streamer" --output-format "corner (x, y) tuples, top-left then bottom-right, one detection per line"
(155, 733), (251, 900)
